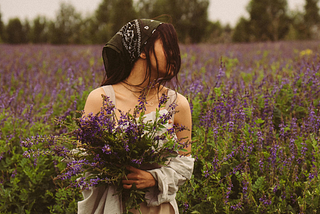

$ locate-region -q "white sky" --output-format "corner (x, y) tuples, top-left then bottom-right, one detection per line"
(0, 0), (306, 27)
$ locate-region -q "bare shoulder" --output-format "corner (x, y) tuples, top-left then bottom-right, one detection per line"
(173, 92), (192, 126)
(83, 87), (106, 116)
(87, 87), (106, 100)
(175, 92), (190, 110)
(164, 87), (189, 109)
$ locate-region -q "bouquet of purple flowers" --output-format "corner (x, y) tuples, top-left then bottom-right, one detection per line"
(22, 92), (188, 213)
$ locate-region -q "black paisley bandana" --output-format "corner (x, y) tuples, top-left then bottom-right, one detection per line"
(102, 19), (162, 71)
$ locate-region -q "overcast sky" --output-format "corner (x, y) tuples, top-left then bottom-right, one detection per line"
(0, 0), (306, 27)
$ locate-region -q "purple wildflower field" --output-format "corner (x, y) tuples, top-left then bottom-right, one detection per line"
(1, 41), (320, 213)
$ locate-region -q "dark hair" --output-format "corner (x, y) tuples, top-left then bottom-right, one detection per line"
(101, 22), (181, 91)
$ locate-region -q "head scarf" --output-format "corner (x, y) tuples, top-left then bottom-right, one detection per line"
(102, 19), (162, 73)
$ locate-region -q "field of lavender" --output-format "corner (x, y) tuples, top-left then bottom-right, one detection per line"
(1, 41), (320, 213)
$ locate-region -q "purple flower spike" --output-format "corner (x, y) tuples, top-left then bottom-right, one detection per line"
(102, 145), (111, 154)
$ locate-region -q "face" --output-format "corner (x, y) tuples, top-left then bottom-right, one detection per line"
(149, 39), (170, 78)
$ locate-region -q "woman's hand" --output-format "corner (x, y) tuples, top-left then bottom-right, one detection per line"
(122, 166), (156, 189)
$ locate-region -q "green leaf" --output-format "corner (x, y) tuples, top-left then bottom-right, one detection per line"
(252, 176), (265, 192)
(255, 118), (265, 124)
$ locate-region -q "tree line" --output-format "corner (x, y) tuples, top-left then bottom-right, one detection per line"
(0, 0), (319, 45)
(233, 0), (320, 42)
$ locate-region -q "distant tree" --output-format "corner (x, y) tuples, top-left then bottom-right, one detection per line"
(247, 0), (290, 41)
(49, 3), (82, 44)
(77, 16), (98, 44)
(95, 0), (117, 27)
(92, 0), (115, 44)
(222, 24), (233, 43)
(232, 17), (252, 43)
(93, 0), (118, 44)
(6, 18), (24, 44)
(94, 0), (136, 43)
(304, 0), (320, 39)
(136, 0), (209, 43)
(112, 0), (137, 33)
(22, 19), (31, 43)
(85, 16), (110, 44)
(202, 20), (223, 43)
(285, 9), (306, 40)
(135, 0), (155, 19)
(30, 16), (49, 43)
(186, 0), (210, 43)
(0, 8), (4, 42)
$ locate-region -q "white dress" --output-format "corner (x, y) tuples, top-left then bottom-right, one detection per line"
(77, 85), (194, 214)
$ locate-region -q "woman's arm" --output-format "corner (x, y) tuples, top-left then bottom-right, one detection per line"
(83, 87), (105, 116)
(174, 93), (192, 155)
(144, 93), (194, 206)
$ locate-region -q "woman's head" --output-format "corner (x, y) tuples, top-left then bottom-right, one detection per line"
(141, 23), (181, 87)
(101, 19), (181, 88)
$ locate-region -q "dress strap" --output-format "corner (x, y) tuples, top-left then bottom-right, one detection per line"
(102, 85), (116, 105)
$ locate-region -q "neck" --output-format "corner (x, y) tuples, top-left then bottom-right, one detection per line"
(124, 58), (158, 89)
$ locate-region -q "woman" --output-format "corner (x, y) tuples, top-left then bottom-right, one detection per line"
(79, 19), (194, 214)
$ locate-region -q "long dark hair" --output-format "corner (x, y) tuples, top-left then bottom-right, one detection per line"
(100, 21), (181, 91)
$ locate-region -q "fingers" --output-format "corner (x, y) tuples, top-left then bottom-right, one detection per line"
(126, 173), (140, 180)
(122, 179), (140, 185)
(123, 166), (142, 180)
(122, 183), (144, 189)
(122, 179), (140, 189)
(121, 166), (156, 189)
(126, 165), (139, 173)
(122, 172), (141, 180)
(123, 184), (132, 189)
(121, 175), (153, 189)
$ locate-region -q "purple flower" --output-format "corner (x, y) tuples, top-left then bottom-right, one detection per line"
(88, 177), (101, 187)
(124, 143), (130, 152)
(11, 169), (17, 178)
(131, 159), (142, 165)
(242, 179), (249, 199)
(158, 94), (168, 108)
(203, 170), (209, 178)
(102, 145), (111, 154)
(259, 195), (271, 206)
(183, 202), (189, 210)
(273, 184), (279, 193)
(23, 151), (31, 158)
(231, 201), (242, 210)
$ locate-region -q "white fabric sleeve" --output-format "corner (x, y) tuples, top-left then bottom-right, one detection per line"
(145, 155), (194, 206)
